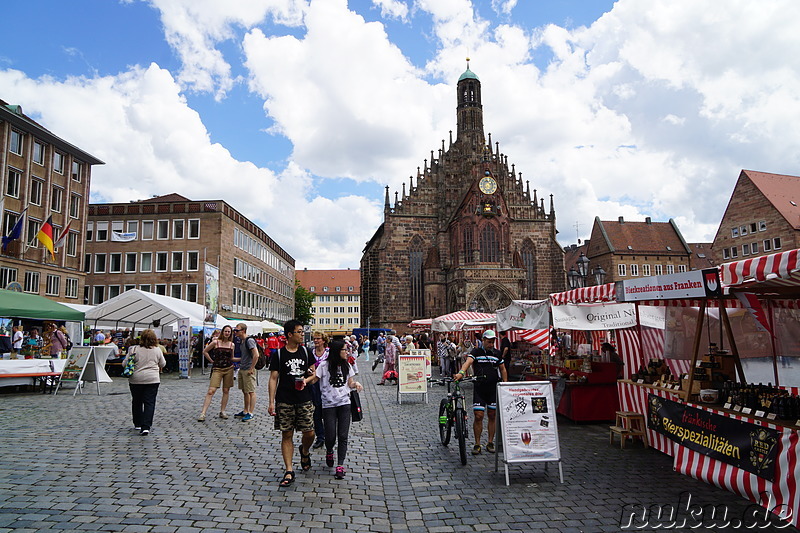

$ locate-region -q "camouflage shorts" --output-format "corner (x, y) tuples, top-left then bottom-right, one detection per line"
(274, 401), (315, 433)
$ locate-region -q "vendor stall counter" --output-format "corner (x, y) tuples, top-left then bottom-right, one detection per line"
(525, 361), (620, 422)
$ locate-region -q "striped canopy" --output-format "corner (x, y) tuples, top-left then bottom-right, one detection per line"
(720, 248), (800, 289)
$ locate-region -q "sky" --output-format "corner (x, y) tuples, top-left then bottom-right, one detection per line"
(2, 0), (799, 270)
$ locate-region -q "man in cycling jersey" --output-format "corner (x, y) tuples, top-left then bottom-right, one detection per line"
(454, 330), (507, 455)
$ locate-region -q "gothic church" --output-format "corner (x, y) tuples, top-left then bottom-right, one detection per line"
(360, 65), (566, 331)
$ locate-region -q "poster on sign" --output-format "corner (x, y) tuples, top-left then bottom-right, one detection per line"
(397, 353), (427, 404)
(495, 381), (563, 485)
(177, 318), (191, 379)
(410, 348), (432, 379)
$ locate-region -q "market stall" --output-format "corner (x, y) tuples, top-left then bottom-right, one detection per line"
(616, 253), (800, 528)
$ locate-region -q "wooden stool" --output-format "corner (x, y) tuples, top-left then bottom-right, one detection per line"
(609, 411), (648, 449)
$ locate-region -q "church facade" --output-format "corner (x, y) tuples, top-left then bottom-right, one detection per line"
(360, 66), (566, 331)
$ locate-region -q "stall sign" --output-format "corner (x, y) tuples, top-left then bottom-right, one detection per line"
(616, 268), (722, 302)
(552, 302), (636, 330)
(497, 381), (561, 463)
(648, 394), (779, 481)
(398, 354), (426, 393)
(496, 300), (549, 331)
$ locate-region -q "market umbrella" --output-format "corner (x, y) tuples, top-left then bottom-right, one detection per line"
(0, 289), (85, 321)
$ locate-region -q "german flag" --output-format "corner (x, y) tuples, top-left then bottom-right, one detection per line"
(36, 216), (55, 259)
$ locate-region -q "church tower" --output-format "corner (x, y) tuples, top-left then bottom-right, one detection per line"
(360, 64), (566, 331)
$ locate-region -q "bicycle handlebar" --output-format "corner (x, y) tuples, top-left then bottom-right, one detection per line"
(428, 376), (483, 385)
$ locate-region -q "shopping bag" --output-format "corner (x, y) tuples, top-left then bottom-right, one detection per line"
(350, 390), (363, 422)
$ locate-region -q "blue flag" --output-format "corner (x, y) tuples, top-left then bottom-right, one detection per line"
(1, 208), (26, 252)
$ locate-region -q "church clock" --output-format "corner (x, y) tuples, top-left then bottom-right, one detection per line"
(479, 176), (497, 194)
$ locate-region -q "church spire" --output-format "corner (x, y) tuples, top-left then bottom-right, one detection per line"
(456, 58), (484, 148)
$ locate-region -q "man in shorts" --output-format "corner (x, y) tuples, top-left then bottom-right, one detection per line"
(454, 330), (508, 455)
(268, 319), (317, 487)
(234, 323), (260, 421)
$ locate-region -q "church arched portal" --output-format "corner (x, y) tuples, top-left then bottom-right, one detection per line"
(469, 283), (513, 314)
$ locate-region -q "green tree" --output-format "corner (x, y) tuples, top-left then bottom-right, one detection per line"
(294, 281), (315, 324)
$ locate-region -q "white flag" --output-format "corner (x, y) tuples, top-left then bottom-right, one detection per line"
(111, 231), (137, 242)
(54, 221), (71, 249)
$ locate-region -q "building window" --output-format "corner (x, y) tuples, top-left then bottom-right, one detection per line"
(69, 194), (80, 218)
(33, 141), (44, 165)
(94, 254), (107, 273)
(642, 264), (651, 277)
(86, 222), (93, 241)
(618, 264), (626, 277)
(521, 240), (536, 299)
(759, 221), (767, 231)
(0, 267), (17, 287)
(140, 252), (153, 272)
(84, 254), (91, 273)
(65, 278), (78, 298)
(749, 222), (757, 233)
(27, 219), (40, 246)
(106, 285), (120, 299)
(124, 284), (135, 292)
(93, 286), (104, 304)
(462, 226), (474, 264)
(173, 219), (184, 239)
(141, 220), (154, 240)
(348, 286), (354, 291)
(731, 227), (739, 238)
(310, 286), (315, 292)
(171, 284), (182, 299)
(111, 220), (124, 235)
(51, 186), (63, 212)
(157, 220), (169, 239)
(774, 237), (782, 250)
(480, 224), (499, 263)
(186, 284), (198, 303)
(71, 161), (82, 182)
(731, 247), (738, 258)
(126, 220), (138, 235)
(666, 264), (675, 274)
(109, 253), (122, 273)
(30, 179), (43, 206)
(323, 287), (328, 292)
(335, 286), (341, 292)
(9, 130), (22, 154)
(6, 168), (21, 198)
(24, 271), (40, 293)
(723, 248), (730, 260)
(740, 225), (748, 236)
(155, 284), (167, 295)
(742, 244), (750, 256)
(46, 275), (60, 296)
(171, 251), (183, 271)
(156, 252), (168, 272)
(67, 232), (77, 256)
(187, 251), (199, 271)
(409, 237), (424, 317)
(139, 284), (151, 292)
(96, 221), (108, 241)
(678, 265), (687, 273)
(630, 264), (639, 277)
(53, 152), (64, 174)
(188, 219), (200, 239)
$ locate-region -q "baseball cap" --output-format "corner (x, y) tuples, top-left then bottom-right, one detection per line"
(482, 330), (496, 339)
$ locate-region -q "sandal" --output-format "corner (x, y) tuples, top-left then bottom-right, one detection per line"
(300, 451), (312, 471)
(279, 470), (295, 487)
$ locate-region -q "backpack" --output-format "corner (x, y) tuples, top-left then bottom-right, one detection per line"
(249, 336), (268, 370)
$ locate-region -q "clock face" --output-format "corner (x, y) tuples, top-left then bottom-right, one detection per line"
(479, 176), (497, 194)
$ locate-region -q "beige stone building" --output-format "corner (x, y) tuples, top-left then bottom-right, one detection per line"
(296, 269), (361, 336)
(85, 194), (295, 323)
(1, 100), (103, 301)
(711, 170), (800, 264)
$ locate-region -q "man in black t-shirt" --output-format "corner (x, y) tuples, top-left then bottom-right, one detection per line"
(268, 319), (317, 487)
(454, 330), (508, 455)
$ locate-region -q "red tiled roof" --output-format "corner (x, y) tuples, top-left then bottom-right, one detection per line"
(139, 193), (192, 203)
(743, 170), (800, 230)
(590, 217), (689, 255)
(688, 242), (716, 269)
(296, 269), (361, 293)
(563, 243), (587, 269)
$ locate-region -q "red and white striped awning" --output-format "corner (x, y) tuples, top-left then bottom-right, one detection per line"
(549, 283), (616, 306)
(431, 311), (495, 332)
(720, 248), (800, 289)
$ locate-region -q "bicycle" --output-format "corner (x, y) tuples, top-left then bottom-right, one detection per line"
(430, 376), (476, 465)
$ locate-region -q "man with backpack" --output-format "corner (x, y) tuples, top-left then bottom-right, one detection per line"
(234, 323), (260, 421)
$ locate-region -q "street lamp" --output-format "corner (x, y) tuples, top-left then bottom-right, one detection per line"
(593, 266), (607, 286)
(567, 253), (607, 289)
(567, 267), (583, 289)
(576, 252), (589, 278)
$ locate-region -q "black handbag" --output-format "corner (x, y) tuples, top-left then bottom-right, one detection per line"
(350, 390), (363, 422)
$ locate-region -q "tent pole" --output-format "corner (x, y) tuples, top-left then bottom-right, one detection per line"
(719, 301), (746, 384)
(634, 302), (643, 380)
(766, 298), (780, 386)
(684, 300), (706, 401)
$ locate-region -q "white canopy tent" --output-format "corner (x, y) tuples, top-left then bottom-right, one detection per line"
(216, 317), (282, 333)
(85, 290), (227, 329)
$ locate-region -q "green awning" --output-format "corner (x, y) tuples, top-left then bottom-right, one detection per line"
(0, 289), (85, 321)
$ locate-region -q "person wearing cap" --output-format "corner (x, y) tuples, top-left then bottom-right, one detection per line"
(454, 329), (507, 455)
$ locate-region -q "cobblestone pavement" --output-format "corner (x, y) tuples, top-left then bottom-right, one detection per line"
(1, 362), (796, 532)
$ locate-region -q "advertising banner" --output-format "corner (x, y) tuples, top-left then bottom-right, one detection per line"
(398, 354), (427, 393)
(177, 318), (191, 378)
(497, 381), (561, 463)
(616, 268), (722, 302)
(496, 300), (550, 331)
(409, 348), (432, 379)
(647, 394), (779, 481)
(61, 347), (93, 382)
(552, 302), (636, 330)
(204, 263), (219, 324)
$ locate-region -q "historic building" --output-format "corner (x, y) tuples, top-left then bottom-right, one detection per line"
(1, 100), (103, 301)
(711, 170), (800, 264)
(85, 194), (295, 323)
(361, 65), (566, 331)
(296, 268), (360, 336)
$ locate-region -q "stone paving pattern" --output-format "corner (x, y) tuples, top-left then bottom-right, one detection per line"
(1, 363), (796, 532)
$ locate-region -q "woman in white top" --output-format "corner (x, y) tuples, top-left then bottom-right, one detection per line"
(314, 340), (362, 479)
(123, 329), (166, 436)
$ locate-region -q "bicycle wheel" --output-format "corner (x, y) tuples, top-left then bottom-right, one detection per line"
(454, 408), (468, 465)
(438, 399), (452, 445)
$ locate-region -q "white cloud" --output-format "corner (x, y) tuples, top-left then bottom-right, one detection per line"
(372, 0), (409, 21)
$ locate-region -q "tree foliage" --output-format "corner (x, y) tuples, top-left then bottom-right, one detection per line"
(294, 281), (315, 324)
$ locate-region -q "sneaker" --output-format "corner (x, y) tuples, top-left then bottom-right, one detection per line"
(335, 466), (345, 479)
(140, 429), (150, 436)
(472, 444), (481, 455)
(486, 442), (496, 453)
(233, 411), (246, 418)
(197, 413), (206, 422)
(312, 439), (325, 449)
(242, 413), (253, 421)
(326, 452), (334, 467)
(134, 427), (141, 431)
(219, 412), (229, 419)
